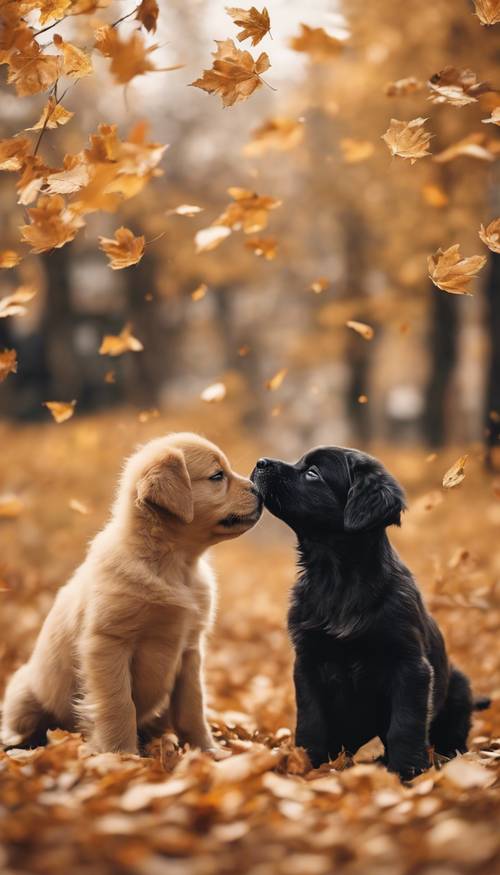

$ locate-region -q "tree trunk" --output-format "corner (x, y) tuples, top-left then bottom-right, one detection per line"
(422, 286), (459, 447)
(485, 252), (500, 469)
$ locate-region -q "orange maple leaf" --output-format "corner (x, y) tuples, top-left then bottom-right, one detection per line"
(191, 39), (271, 107)
(20, 194), (84, 253)
(98, 226), (145, 269)
(226, 6), (271, 46)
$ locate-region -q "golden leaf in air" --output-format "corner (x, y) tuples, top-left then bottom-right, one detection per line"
(384, 77), (424, 97)
(473, 0), (500, 25)
(53, 33), (92, 78)
(422, 184), (448, 207)
(138, 408), (160, 423)
(290, 24), (344, 61)
(191, 283), (208, 300)
(433, 133), (495, 163)
(99, 227), (145, 270)
(135, 0), (159, 32)
(243, 117), (304, 156)
(26, 98), (74, 131)
(442, 455), (468, 489)
(43, 155), (90, 195)
(266, 368), (287, 391)
(6, 39), (61, 96)
(482, 107), (500, 125)
(226, 6), (271, 46)
(0, 494), (25, 518)
(0, 136), (32, 171)
(245, 237), (277, 260)
(479, 218), (500, 253)
(310, 277), (329, 294)
(0, 250), (21, 269)
(94, 25), (176, 85)
(20, 195), (85, 253)
(382, 117), (432, 163)
(191, 39), (271, 107)
(358, 394), (369, 404)
(0, 349), (17, 383)
(346, 320), (374, 340)
(428, 67), (495, 106)
(99, 323), (144, 356)
(428, 244), (487, 295)
(69, 498), (90, 514)
(195, 226), (231, 253)
(0, 286), (37, 318)
(167, 204), (204, 216)
(340, 139), (375, 163)
(200, 382), (226, 402)
(44, 399), (76, 423)
(215, 187), (282, 234)
(104, 369), (115, 383)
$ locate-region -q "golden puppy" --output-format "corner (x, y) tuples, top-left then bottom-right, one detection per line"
(1, 433), (261, 754)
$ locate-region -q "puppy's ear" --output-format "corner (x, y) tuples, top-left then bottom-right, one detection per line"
(344, 458), (406, 533)
(136, 449), (194, 523)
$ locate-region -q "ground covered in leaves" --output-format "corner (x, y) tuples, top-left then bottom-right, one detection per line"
(1, 411), (499, 875)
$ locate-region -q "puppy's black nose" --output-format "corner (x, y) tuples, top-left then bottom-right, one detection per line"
(256, 458), (271, 469)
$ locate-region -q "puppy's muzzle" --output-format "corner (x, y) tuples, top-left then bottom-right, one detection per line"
(218, 488), (262, 528)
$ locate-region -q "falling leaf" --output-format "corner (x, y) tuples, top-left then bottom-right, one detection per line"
(266, 367), (287, 390)
(53, 33), (93, 79)
(191, 39), (271, 107)
(340, 139), (375, 163)
(201, 382), (227, 402)
(358, 394), (369, 404)
(290, 24), (344, 61)
(191, 283), (208, 300)
(0, 494), (25, 518)
(479, 218), (500, 253)
(243, 117), (304, 156)
(428, 245), (487, 294)
(44, 400), (77, 423)
(43, 161), (90, 195)
(473, 0), (500, 25)
(245, 237), (277, 259)
(0, 286), (37, 318)
(195, 225), (231, 253)
(135, 0), (159, 32)
(69, 498), (89, 514)
(309, 277), (329, 294)
(422, 184), (448, 207)
(226, 6), (271, 45)
(238, 344), (250, 356)
(99, 323), (144, 356)
(138, 408), (160, 423)
(0, 136), (32, 171)
(0, 349), (17, 383)
(426, 453), (438, 462)
(384, 77), (425, 97)
(104, 369), (115, 383)
(6, 40), (61, 96)
(428, 67), (495, 106)
(442, 455), (468, 489)
(433, 133), (495, 163)
(382, 117), (432, 163)
(26, 98), (74, 131)
(94, 25), (176, 85)
(215, 187), (282, 234)
(0, 250), (21, 269)
(346, 320), (374, 340)
(20, 195), (85, 253)
(99, 227), (145, 270)
(168, 204), (204, 216)
(482, 107), (500, 125)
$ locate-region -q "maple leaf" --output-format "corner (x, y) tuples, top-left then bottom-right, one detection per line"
(0, 349), (17, 383)
(16, 155), (54, 205)
(0, 494), (25, 518)
(25, 98), (74, 131)
(200, 382), (227, 403)
(422, 184), (448, 208)
(135, 0), (159, 32)
(482, 107), (500, 125)
(442, 455), (468, 489)
(7, 37), (61, 95)
(428, 244), (487, 294)
(382, 118), (432, 163)
(53, 33), (92, 79)
(0, 250), (21, 269)
(289, 24), (344, 61)
(479, 218), (500, 253)
(20, 194), (84, 253)
(191, 39), (271, 107)
(473, 0), (500, 25)
(346, 320), (374, 340)
(226, 6), (271, 46)
(340, 139), (375, 163)
(195, 226), (231, 253)
(99, 227), (145, 269)
(245, 237), (277, 260)
(266, 368), (287, 390)
(167, 204), (204, 216)
(215, 187), (282, 233)
(43, 156), (90, 195)
(94, 25), (175, 85)
(99, 323), (144, 356)
(428, 67), (495, 106)
(309, 277), (329, 294)
(35, 0), (72, 25)
(0, 286), (37, 318)
(433, 132), (495, 163)
(43, 399), (76, 423)
(384, 77), (424, 97)
(243, 117), (304, 156)
(191, 283), (208, 301)
(0, 136), (32, 171)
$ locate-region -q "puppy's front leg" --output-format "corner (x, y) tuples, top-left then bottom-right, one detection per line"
(171, 645), (216, 751)
(294, 657), (331, 768)
(82, 633), (138, 754)
(387, 657), (433, 780)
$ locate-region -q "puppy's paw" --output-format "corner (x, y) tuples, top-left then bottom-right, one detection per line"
(387, 751), (429, 782)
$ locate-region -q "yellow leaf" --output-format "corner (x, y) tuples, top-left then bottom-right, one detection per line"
(43, 160), (90, 195)
(266, 367), (287, 391)
(428, 244), (487, 294)
(99, 227), (145, 270)
(479, 218), (500, 253)
(135, 0), (159, 32)
(422, 184), (448, 208)
(191, 283), (208, 301)
(167, 204), (204, 216)
(215, 187), (281, 234)
(0, 494), (25, 518)
(0, 250), (21, 269)
(382, 117), (432, 163)
(346, 320), (374, 340)
(0, 349), (17, 383)
(245, 236), (277, 260)
(482, 107), (500, 125)
(384, 77), (424, 97)
(0, 286), (37, 318)
(26, 98), (74, 131)
(226, 6), (271, 46)
(99, 323), (144, 356)
(340, 138), (375, 163)
(290, 24), (344, 61)
(7, 39), (61, 96)
(309, 277), (329, 294)
(53, 33), (93, 79)
(433, 133), (494, 163)
(473, 0), (500, 25)
(0, 136), (31, 171)
(20, 195), (84, 253)
(442, 455), (468, 489)
(195, 225), (231, 253)
(243, 116), (304, 156)
(428, 67), (493, 106)
(44, 399), (77, 423)
(191, 39), (271, 107)
(94, 25), (175, 85)
(200, 382), (226, 402)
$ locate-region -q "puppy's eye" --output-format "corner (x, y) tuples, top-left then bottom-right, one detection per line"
(305, 467), (321, 481)
(209, 471), (225, 482)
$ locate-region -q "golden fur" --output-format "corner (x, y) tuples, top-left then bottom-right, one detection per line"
(1, 433), (261, 754)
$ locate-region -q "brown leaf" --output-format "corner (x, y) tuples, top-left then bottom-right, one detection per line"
(422, 184), (448, 208)
(200, 382), (227, 403)
(473, 0), (500, 25)
(0, 494), (25, 518)
(191, 283), (208, 301)
(440, 756), (496, 788)
(215, 187), (282, 234)
(26, 98), (74, 131)
(6, 38), (61, 96)
(266, 368), (287, 391)
(20, 195), (84, 253)
(479, 218), (500, 253)
(243, 117), (304, 156)
(0, 250), (21, 269)
(310, 277), (329, 294)
(433, 133), (495, 163)
(99, 323), (144, 356)
(428, 244), (487, 294)
(0, 136), (32, 171)
(346, 320), (374, 340)
(191, 39), (271, 107)
(340, 139), (375, 163)
(382, 117), (432, 163)
(167, 204), (204, 216)
(0, 286), (37, 318)
(245, 237), (277, 260)
(0, 349), (17, 383)
(195, 226), (231, 253)
(385, 76), (425, 97)
(442, 455), (468, 489)
(290, 24), (344, 61)
(94, 25), (175, 85)
(482, 107), (500, 125)
(226, 6), (271, 46)
(428, 67), (496, 106)
(135, 0), (159, 32)
(53, 33), (92, 78)
(212, 747), (284, 785)
(99, 227), (145, 270)
(44, 400), (77, 423)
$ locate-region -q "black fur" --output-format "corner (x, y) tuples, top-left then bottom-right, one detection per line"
(251, 446), (489, 780)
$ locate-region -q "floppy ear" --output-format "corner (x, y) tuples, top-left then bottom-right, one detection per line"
(344, 459), (406, 533)
(136, 449), (194, 523)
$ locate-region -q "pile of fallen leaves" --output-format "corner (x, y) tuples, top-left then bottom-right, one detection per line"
(0, 411), (499, 875)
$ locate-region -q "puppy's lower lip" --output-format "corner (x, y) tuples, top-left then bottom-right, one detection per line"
(218, 510), (261, 527)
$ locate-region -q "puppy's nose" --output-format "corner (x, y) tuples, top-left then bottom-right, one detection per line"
(255, 458), (271, 469)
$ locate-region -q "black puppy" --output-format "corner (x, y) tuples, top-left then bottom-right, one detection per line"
(252, 447), (489, 779)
